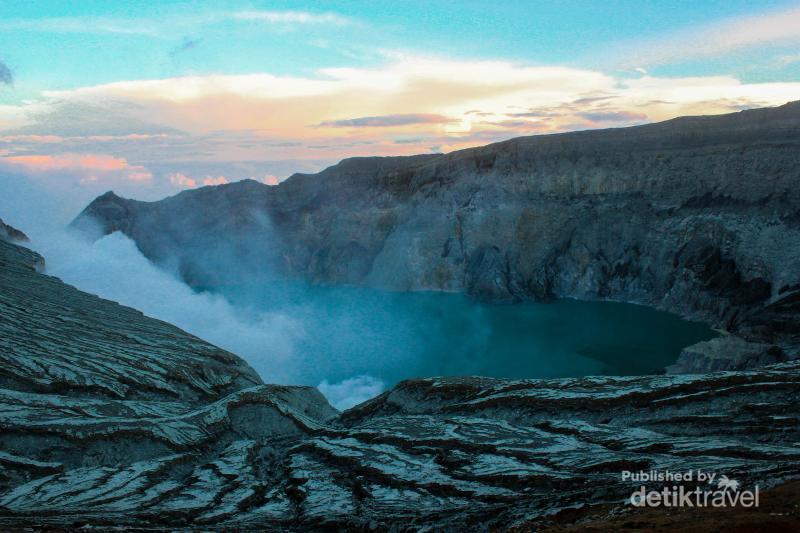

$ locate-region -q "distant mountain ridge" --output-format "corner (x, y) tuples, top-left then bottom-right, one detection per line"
(74, 101), (800, 352)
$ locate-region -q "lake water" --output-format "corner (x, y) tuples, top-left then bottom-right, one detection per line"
(209, 282), (717, 406)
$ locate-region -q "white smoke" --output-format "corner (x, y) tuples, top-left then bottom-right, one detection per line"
(39, 231), (303, 384)
(0, 174), (387, 410)
(318, 375), (385, 410)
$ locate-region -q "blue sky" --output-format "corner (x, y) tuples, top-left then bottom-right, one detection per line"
(0, 1), (799, 208)
(3, 0), (799, 91)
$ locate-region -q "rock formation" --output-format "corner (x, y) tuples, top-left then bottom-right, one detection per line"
(0, 237), (261, 404)
(0, 219), (29, 243)
(1, 224), (800, 529)
(73, 102), (800, 358)
(666, 335), (787, 374)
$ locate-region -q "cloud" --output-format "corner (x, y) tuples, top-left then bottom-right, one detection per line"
(0, 16), (158, 35)
(3, 153), (152, 183)
(169, 172), (229, 188)
(320, 113), (454, 128)
(776, 53), (800, 67)
(169, 172), (197, 188)
(0, 10), (351, 36)
(0, 60), (12, 85)
(571, 94), (617, 106)
(1, 53), (799, 200)
(317, 375), (385, 410)
(579, 110), (647, 123)
(5, 100), (181, 137)
(6, 153), (127, 172)
(232, 10), (351, 25)
(29, 56), (798, 148)
(202, 176), (228, 186)
(617, 5), (800, 67)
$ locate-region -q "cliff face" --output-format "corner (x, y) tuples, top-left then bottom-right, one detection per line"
(74, 102), (800, 349)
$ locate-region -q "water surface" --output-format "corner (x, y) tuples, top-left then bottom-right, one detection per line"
(210, 282), (717, 392)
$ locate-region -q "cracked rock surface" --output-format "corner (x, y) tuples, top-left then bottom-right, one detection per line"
(1, 236), (799, 529)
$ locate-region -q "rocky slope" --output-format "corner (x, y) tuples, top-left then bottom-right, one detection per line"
(74, 102), (800, 356)
(0, 237), (261, 404)
(1, 227), (800, 529)
(0, 219), (29, 243)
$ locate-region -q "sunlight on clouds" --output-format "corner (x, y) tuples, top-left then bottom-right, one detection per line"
(27, 55), (799, 145)
(3, 153), (152, 182)
(6, 154), (125, 171)
(1, 53), (799, 197)
(202, 176), (228, 186)
(168, 172), (229, 189)
(169, 172), (196, 188)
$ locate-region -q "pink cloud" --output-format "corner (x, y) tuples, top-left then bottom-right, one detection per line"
(169, 173), (229, 189)
(2, 153), (152, 182)
(202, 176), (228, 186)
(5, 153), (127, 171)
(169, 172), (197, 188)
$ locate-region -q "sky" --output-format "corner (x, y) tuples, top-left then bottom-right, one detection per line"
(1, 0), (799, 209)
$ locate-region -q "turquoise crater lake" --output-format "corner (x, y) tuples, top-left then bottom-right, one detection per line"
(209, 282), (718, 393)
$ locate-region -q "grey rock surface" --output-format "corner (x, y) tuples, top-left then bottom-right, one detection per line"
(0, 238), (261, 404)
(1, 231), (800, 529)
(667, 335), (788, 374)
(73, 102), (800, 354)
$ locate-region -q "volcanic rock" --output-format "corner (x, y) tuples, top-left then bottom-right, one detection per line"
(73, 102), (800, 352)
(1, 233), (799, 529)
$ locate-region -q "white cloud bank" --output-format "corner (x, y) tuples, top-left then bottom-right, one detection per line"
(1, 53), (797, 201)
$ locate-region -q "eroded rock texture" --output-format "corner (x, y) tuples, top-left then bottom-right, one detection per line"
(1, 236), (799, 529)
(73, 102), (800, 355)
(0, 239), (261, 403)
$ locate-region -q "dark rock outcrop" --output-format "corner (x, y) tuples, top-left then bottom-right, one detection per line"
(666, 335), (787, 374)
(1, 228), (800, 529)
(73, 101), (800, 353)
(0, 219), (28, 243)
